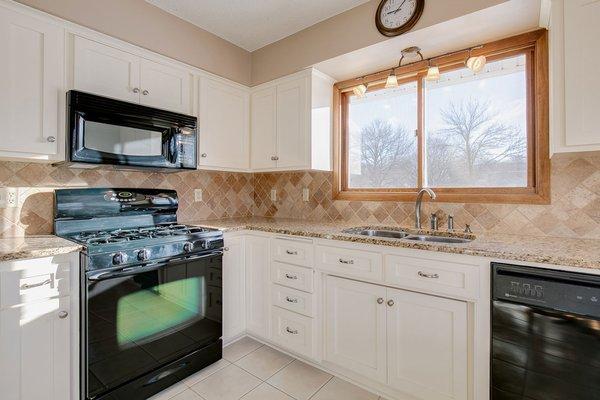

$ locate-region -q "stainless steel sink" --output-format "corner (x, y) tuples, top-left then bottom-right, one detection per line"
(342, 228), (409, 239)
(404, 234), (472, 244)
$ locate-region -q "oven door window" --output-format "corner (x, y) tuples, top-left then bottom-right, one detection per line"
(86, 256), (222, 398)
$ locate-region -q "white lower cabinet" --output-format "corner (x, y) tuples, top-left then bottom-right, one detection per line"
(223, 235), (245, 341)
(271, 306), (314, 358)
(245, 235), (271, 338)
(324, 275), (468, 400)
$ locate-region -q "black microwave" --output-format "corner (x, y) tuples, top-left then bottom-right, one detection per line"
(63, 90), (197, 171)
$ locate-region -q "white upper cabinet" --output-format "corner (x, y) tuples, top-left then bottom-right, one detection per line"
(250, 69), (333, 172)
(0, 6), (63, 159)
(198, 76), (250, 171)
(251, 87), (278, 170)
(72, 35), (192, 115)
(73, 35), (140, 103)
(276, 77), (310, 169)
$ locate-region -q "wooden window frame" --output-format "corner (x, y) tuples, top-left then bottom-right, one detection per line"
(332, 29), (550, 204)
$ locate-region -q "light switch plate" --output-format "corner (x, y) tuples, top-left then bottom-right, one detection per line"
(194, 189), (203, 202)
(0, 187), (18, 208)
(270, 189), (277, 202)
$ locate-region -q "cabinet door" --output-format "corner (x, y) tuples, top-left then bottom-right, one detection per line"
(223, 236), (246, 341)
(0, 296), (70, 400)
(73, 35), (140, 103)
(564, 0), (600, 147)
(250, 87), (277, 169)
(139, 58), (192, 114)
(276, 77), (309, 169)
(386, 288), (468, 400)
(324, 276), (387, 383)
(0, 8), (62, 155)
(245, 235), (270, 338)
(199, 77), (250, 170)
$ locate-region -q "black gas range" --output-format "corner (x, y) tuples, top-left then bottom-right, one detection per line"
(54, 188), (224, 400)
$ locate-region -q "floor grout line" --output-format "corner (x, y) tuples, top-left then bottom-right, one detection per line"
(306, 375), (335, 400)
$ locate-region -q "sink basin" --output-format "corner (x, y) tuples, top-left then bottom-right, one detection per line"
(342, 228), (409, 239)
(404, 235), (472, 244)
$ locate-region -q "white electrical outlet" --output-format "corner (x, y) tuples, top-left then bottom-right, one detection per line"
(0, 187), (18, 208)
(302, 188), (310, 202)
(194, 189), (203, 202)
(270, 189), (277, 202)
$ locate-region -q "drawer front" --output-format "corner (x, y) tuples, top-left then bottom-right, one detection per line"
(385, 254), (479, 299)
(272, 238), (313, 267)
(271, 261), (314, 293)
(272, 284), (314, 317)
(316, 245), (383, 281)
(1, 261), (70, 308)
(271, 306), (313, 358)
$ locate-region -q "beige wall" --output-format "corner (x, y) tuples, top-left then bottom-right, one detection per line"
(15, 0), (252, 85)
(251, 0), (508, 85)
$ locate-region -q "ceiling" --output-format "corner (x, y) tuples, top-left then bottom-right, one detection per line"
(315, 0), (542, 81)
(145, 0), (370, 52)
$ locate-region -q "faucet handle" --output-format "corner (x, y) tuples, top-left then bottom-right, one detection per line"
(447, 215), (454, 231)
(430, 214), (438, 230)
(464, 224), (472, 233)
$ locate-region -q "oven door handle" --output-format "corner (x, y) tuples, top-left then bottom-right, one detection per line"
(87, 251), (223, 282)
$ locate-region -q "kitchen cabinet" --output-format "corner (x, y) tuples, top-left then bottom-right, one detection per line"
(324, 276), (387, 383)
(324, 275), (468, 400)
(198, 76), (250, 171)
(0, 5), (63, 160)
(223, 235), (246, 341)
(73, 35), (192, 114)
(245, 234), (270, 338)
(250, 69), (333, 171)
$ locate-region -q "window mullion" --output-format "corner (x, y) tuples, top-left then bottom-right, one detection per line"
(417, 74), (425, 189)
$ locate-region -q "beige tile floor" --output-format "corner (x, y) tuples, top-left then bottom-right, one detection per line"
(148, 337), (385, 400)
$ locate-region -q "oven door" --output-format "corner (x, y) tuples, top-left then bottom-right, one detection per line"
(84, 251), (222, 399)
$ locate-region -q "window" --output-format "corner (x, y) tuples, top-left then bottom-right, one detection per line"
(334, 30), (549, 204)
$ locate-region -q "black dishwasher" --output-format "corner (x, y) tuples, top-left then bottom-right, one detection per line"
(491, 263), (600, 400)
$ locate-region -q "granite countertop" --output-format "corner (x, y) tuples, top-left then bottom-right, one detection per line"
(0, 236), (82, 262)
(186, 217), (600, 270)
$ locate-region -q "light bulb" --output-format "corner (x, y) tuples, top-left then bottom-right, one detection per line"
(353, 84), (367, 97)
(425, 66), (440, 81)
(385, 72), (398, 89)
(466, 55), (486, 73)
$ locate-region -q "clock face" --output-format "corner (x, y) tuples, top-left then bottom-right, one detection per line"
(376, 0), (424, 36)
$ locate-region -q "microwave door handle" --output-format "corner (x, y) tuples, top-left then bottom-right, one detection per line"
(88, 251), (223, 281)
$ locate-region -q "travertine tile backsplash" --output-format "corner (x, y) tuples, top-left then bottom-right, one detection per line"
(1, 151), (599, 239)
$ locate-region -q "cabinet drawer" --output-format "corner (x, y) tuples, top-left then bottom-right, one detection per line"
(271, 284), (314, 317)
(271, 306), (313, 358)
(272, 237), (313, 267)
(1, 261), (70, 308)
(316, 245), (383, 281)
(271, 261), (314, 293)
(385, 254), (479, 299)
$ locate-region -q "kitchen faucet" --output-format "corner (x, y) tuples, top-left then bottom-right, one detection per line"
(415, 188), (436, 229)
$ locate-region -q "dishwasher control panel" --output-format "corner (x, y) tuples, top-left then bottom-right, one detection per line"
(492, 262), (600, 318)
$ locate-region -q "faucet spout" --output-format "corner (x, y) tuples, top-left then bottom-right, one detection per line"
(415, 188), (436, 229)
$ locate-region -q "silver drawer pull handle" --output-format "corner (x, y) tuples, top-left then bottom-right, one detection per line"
(285, 327), (298, 335)
(285, 296), (299, 303)
(286, 250), (298, 255)
(285, 274), (298, 280)
(142, 89), (149, 96)
(418, 271), (439, 279)
(21, 278), (52, 290)
(58, 311), (69, 319)
(339, 258), (354, 265)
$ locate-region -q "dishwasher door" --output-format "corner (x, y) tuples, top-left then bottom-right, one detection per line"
(491, 262), (600, 400)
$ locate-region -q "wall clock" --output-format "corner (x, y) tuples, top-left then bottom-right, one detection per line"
(375, 0), (425, 37)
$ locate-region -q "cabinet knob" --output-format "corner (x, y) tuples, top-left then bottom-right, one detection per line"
(132, 87), (140, 93)
(46, 136), (56, 143)
(58, 311), (69, 319)
(224, 247), (229, 251)
(142, 90), (149, 96)
(201, 153), (207, 158)
(387, 300), (395, 307)
(377, 297), (384, 304)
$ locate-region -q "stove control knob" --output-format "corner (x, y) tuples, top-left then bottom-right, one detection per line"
(201, 241), (211, 250)
(112, 252), (128, 265)
(137, 249), (150, 261)
(183, 242), (194, 253)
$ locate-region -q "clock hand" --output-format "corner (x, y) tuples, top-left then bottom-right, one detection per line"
(387, 0), (407, 14)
